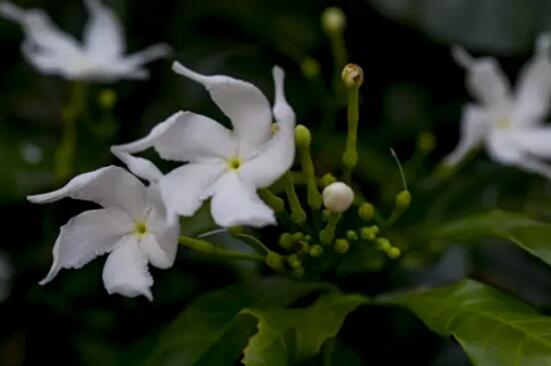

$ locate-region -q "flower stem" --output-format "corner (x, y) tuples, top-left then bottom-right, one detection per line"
(283, 172), (307, 225)
(258, 188), (285, 213)
(329, 32), (348, 104)
(320, 212), (341, 245)
(342, 86), (359, 182)
(179, 236), (265, 262)
(298, 136), (322, 211)
(54, 81), (87, 182)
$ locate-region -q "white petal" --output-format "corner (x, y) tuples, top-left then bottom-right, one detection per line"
(513, 33), (551, 126)
(111, 147), (163, 184)
(172, 62), (273, 157)
(113, 111), (236, 164)
(138, 232), (176, 269)
(159, 163), (226, 216)
(211, 172), (275, 228)
(40, 208), (133, 285)
(102, 236), (153, 301)
(239, 67), (296, 188)
(487, 131), (551, 180)
(507, 127), (551, 158)
(0, 2), (81, 59)
(83, 0), (124, 60)
(443, 104), (489, 166)
(119, 43), (171, 69)
(27, 166), (147, 219)
(452, 46), (511, 107)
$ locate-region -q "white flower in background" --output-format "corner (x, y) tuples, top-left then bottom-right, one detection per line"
(0, 0), (170, 81)
(27, 166), (179, 300)
(322, 182), (354, 213)
(112, 63), (296, 228)
(445, 33), (551, 179)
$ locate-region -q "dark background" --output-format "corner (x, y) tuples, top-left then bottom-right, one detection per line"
(1, 0), (551, 365)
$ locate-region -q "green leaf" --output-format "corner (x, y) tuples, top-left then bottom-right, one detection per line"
(433, 210), (551, 266)
(143, 278), (332, 366)
(241, 293), (367, 366)
(380, 279), (551, 366)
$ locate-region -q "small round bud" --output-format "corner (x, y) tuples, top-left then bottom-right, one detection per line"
(279, 233), (294, 250)
(395, 190), (411, 210)
(293, 241), (310, 255)
(301, 57), (321, 79)
(309, 245), (324, 257)
(287, 254), (302, 269)
(334, 239), (350, 254)
(295, 125), (312, 147)
(304, 234), (312, 242)
(341, 63), (364, 89)
(417, 132), (435, 153)
(346, 230), (358, 241)
(321, 6), (346, 34)
(320, 173), (337, 187)
(387, 247), (401, 259)
(360, 226), (377, 241)
(265, 251), (284, 270)
(358, 203), (375, 221)
(322, 182), (354, 213)
(98, 89), (117, 109)
(376, 238), (391, 252)
(292, 266), (305, 278)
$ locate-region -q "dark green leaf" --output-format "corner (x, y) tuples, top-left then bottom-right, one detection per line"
(380, 279), (551, 366)
(241, 293), (367, 366)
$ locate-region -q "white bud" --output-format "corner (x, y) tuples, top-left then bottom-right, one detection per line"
(321, 7), (346, 34)
(322, 182), (354, 213)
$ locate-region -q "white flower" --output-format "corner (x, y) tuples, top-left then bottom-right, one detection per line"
(445, 34), (551, 179)
(112, 63), (296, 228)
(322, 182), (354, 213)
(27, 166), (179, 301)
(0, 0), (170, 81)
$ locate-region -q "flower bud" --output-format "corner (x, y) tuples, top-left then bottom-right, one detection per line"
(309, 245), (324, 257)
(417, 132), (435, 153)
(320, 173), (337, 187)
(395, 190), (411, 210)
(301, 57), (321, 78)
(375, 238), (391, 251)
(292, 266), (305, 278)
(360, 226), (378, 241)
(334, 239), (350, 254)
(346, 230), (358, 241)
(265, 251), (284, 270)
(321, 6), (346, 34)
(287, 254), (302, 269)
(358, 203), (375, 221)
(341, 63), (364, 89)
(278, 233), (294, 250)
(295, 125), (312, 147)
(387, 247), (401, 259)
(98, 88), (117, 109)
(322, 182), (354, 213)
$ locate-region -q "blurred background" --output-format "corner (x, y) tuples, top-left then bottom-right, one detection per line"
(1, 0), (551, 365)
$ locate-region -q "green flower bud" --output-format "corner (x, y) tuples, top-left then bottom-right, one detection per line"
(346, 230), (358, 241)
(295, 124), (312, 147)
(287, 254), (302, 269)
(417, 132), (435, 153)
(321, 6), (346, 34)
(309, 244), (324, 257)
(320, 173), (337, 187)
(358, 203), (375, 221)
(293, 241), (310, 255)
(279, 233), (294, 250)
(98, 89), (117, 109)
(341, 63), (364, 89)
(334, 239), (350, 254)
(301, 57), (321, 79)
(265, 251), (284, 270)
(375, 238), (391, 252)
(395, 190), (411, 210)
(304, 234), (312, 242)
(387, 247), (401, 259)
(360, 226), (377, 241)
(292, 266), (305, 278)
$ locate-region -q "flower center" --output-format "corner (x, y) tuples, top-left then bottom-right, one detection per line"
(271, 123), (279, 135)
(227, 157), (242, 171)
(496, 116), (511, 130)
(133, 221), (148, 237)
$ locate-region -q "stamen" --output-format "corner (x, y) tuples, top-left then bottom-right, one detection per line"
(227, 157), (242, 171)
(134, 222), (148, 237)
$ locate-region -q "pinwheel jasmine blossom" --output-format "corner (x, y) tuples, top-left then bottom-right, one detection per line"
(445, 33), (551, 179)
(112, 63), (296, 228)
(0, 0), (170, 81)
(28, 166), (179, 300)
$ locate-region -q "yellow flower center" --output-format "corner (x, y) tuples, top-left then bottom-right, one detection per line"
(227, 157), (242, 171)
(134, 222), (148, 237)
(496, 117), (511, 130)
(271, 123), (279, 135)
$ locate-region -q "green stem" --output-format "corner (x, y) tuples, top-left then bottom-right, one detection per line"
(235, 233), (270, 254)
(179, 236), (265, 262)
(55, 81), (87, 181)
(320, 213), (341, 245)
(283, 172), (307, 225)
(258, 188), (285, 213)
(342, 86), (359, 182)
(298, 144), (322, 210)
(329, 32), (348, 104)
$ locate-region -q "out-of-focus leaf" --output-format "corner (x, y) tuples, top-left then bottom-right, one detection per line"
(379, 279), (551, 366)
(143, 278), (332, 366)
(368, 0), (547, 54)
(241, 293), (367, 366)
(431, 210), (551, 266)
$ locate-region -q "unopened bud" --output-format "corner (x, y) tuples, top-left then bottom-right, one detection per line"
(301, 57), (321, 78)
(295, 125), (312, 147)
(346, 230), (358, 241)
(323, 182), (354, 213)
(395, 190), (411, 210)
(292, 266), (305, 278)
(309, 245), (324, 257)
(98, 89), (117, 109)
(387, 247), (401, 259)
(320, 173), (337, 187)
(334, 239), (350, 254)
(341, 63), (364, 89)
(287, 254), (302, 269)
(375, 238), (391, 252)
(417, 132), (435, 152)
(360, 226), (378, 241)
(321, 6), (346, 34)
(265, 251), (284, 270)
(279, 233), (294, 250)
(358, 203), (375, 221)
